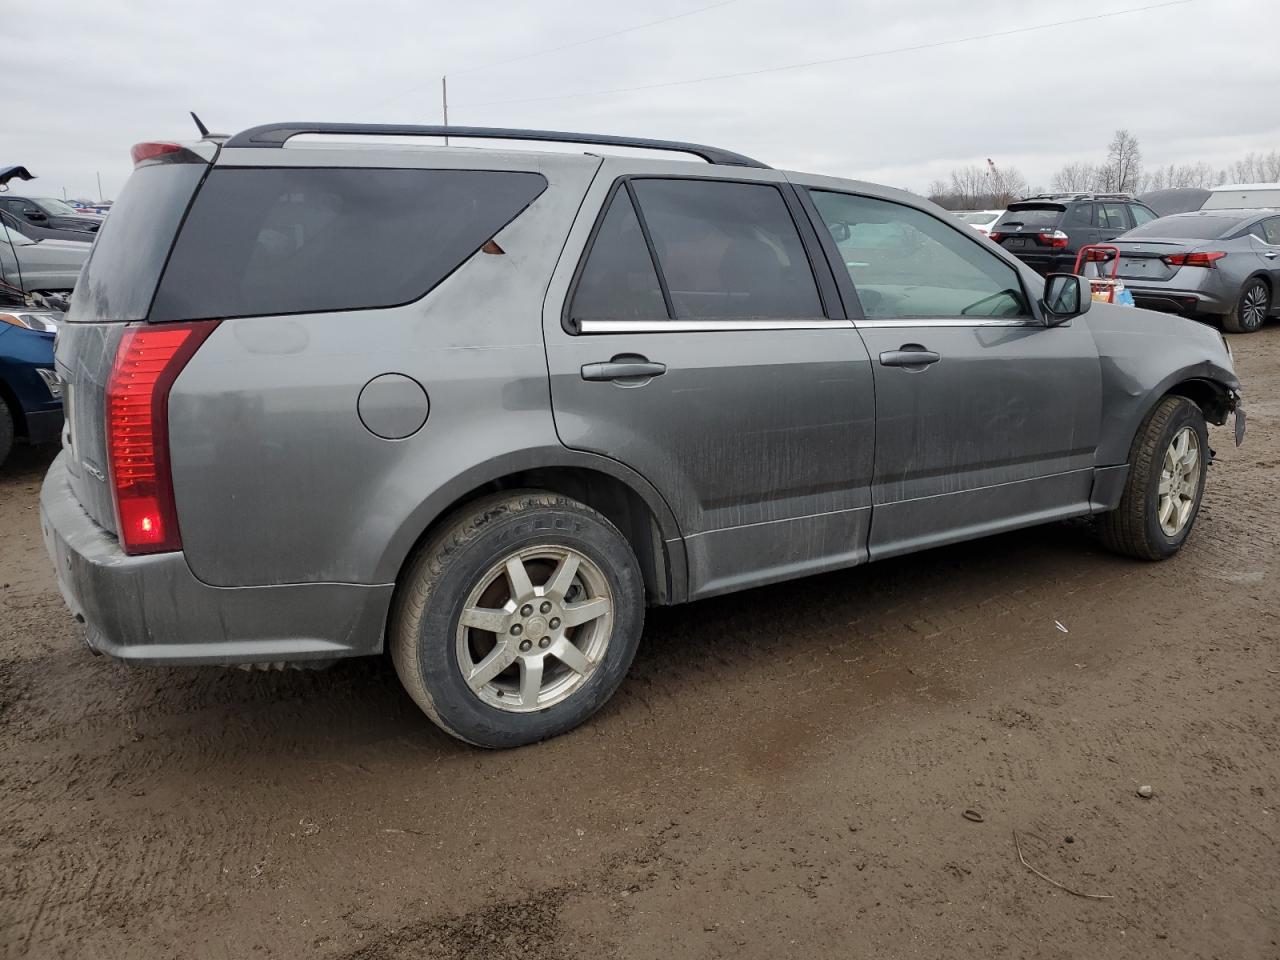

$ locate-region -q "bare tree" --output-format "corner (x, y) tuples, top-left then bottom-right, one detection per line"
(1100, 129), (1143, 193)
(1142, 161), (1217, 191)
(1222, 150), (1280, 184)
(1052, 161), (1100, 193)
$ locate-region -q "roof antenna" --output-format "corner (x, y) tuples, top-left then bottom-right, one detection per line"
(190, 111), (211, 138)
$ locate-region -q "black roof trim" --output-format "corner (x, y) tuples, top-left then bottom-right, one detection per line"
(223, 123), (770, 168)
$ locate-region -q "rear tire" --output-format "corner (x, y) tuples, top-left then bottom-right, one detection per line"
(1098, 396), (1208, 561)
(390, 490), (645, 748)
(1223, 279), (1269, 333)
(0, 398), (13, 470)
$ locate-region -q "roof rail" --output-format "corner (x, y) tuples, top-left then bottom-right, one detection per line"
(223, 122), (770, 169)
(1023, 191), (1135, 202)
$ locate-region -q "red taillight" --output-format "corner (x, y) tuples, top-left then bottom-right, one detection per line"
(1035, 229), (1070, 249)
(988, 231), (1004, 243)
(130, 141), (183, 166)
(1162, 251), (1227, 268)
(105, 322), (219, 554)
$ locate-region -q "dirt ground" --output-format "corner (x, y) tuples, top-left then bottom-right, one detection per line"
(2, 330), (1278, 960)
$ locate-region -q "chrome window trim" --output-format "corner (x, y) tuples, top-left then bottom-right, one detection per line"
(576, 318), (855, 333)
(853, 318), (1041, 328)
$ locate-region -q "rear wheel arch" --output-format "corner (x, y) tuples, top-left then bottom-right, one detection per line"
(386, 459), (686, 608)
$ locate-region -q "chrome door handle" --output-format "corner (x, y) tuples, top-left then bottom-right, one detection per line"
(1265, 252), (1278, 260)
(581, 357), (667, 381)
(880, 346), (941, 368)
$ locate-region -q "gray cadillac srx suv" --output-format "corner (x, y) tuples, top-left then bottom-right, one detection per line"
(41, 124), (1244, 747)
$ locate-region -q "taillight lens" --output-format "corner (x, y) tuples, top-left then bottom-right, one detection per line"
(988, 231), (1004, 243)
(1162, 251), (1227, 268)
(105, 322), (218, 555)
(1036, 229), (1070, 249)
(130, 141), (183, 165)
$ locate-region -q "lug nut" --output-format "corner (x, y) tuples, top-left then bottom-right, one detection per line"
(510, 624), (523, 635)
(538, 636), (551, 649)
(520, 604), (534, 617)
(519, 638), (533, 652)
(549, 617), (561, 629)
(540, 601), (552, 614)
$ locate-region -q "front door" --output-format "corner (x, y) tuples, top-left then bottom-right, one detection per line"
(802, 187), (1102, 559)
(543, 164), (877, 599)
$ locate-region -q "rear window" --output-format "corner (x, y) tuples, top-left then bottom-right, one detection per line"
(1123, 215), (1242, 240)
(996, 206), (1063, 228)
(150, 167), (547, 321)
(67, 162), (205, 322)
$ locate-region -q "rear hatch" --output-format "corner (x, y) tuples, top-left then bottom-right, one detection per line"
(990, 203), (1065, 252)
(56, 148), (211, 533)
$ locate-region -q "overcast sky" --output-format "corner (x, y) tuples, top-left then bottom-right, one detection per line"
(10, 0), (1279, 200)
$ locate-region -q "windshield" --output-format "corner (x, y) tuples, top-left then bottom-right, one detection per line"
(1122, 215), (1243, 240)
(35, 197), (86, 216)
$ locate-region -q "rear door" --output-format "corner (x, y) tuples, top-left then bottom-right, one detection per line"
(1096, 202), (1132, 242)
(1260, 218), (1280, 288)
(543, 161), (877, 600)
(801, 186), (1101, 559)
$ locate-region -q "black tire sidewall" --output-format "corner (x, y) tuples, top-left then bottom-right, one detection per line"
(1139, 401), (1208, 556)
(413, 505), (644, 748)
(0, 399), (13, 469)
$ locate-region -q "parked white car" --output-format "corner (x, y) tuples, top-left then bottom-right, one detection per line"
(953, 209), (1004, 235)
(1202, 183), (1280, 211)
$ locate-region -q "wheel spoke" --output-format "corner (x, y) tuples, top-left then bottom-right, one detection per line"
(1181, 443), (1199, 473)
(467, 641), (518, 690)
(1158, 475), (1173, 496)
(1159, 497), (1176, 528)
(545, 554), (581, 601)
(459, 606), (509, 634)
(549, 637), (593, 676)
(518, 655), (544, 708)
(504, 556), (535, 600)
(1172, 431), (1187, 461)
(562, 597), (609, 627)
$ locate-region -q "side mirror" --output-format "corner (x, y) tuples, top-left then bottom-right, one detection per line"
(25, 211), (47, 223)
(1043, 273), (1091, 325)
(828, 222), (851, 243)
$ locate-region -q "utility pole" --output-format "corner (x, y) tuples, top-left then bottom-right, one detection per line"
(442, 75), (449, 146)
(96, 171), (104, 202)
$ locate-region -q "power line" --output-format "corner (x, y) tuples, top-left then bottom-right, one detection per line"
(367, 0), (741, 113)
(456, 0), (1202, 110)
(453, 0), (741, 76)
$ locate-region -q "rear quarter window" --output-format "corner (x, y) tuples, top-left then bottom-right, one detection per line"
(150, 167), (547, 321)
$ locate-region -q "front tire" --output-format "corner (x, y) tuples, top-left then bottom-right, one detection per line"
(1223, 278), (1269, 333)
(1098, 396), (1208, 560)
(390, 490), (644, 748)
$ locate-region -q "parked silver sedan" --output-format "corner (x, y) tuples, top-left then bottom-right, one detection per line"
(0, 213), (89, 295)
(1109, 209), (1280, 332)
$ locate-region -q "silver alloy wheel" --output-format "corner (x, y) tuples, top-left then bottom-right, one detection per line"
(1242, 283), (1268, 328)
(455, 545), (614, 713)
(1157, 426), (1201, 537)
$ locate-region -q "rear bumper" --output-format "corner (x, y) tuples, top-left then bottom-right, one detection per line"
(1125, 286), (1231, 318)
(39, 452), (392, 666)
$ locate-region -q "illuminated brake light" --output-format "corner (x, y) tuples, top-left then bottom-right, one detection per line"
(1163, 251), (1227, 268)
(105, 322), (219, 554)
(130, 142), (183, 166)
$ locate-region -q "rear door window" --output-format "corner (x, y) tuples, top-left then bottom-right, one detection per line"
(811, 191), (1030, 320)
(150, 167), (547, 321)
(629, 178), (822, 319)
(1262, 218), (1280, 245)
(1098, 203), (1130, 231)
(1065, 203), (1094, 227)
(570, 188), (668, 322)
